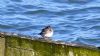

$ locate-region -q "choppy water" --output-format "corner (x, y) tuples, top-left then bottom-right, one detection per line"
(0, 0), (100, 47)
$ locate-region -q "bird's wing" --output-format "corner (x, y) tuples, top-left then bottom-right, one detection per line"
(39, 28), (46, 35)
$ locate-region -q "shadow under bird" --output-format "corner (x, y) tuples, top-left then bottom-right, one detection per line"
(39, 26), (53, 39)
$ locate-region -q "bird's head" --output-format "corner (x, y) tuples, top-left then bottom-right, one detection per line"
(46, 25), (51, 28)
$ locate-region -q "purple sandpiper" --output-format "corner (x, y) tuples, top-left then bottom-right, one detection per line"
(39, 26), (53, 38)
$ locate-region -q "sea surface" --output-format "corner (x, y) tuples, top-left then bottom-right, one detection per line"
(0, 0), (100, 47)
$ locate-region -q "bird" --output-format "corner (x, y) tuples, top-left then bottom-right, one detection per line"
(39, 25), (53, 39)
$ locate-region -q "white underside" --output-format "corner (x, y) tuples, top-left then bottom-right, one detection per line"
(44, 32), (53, 37)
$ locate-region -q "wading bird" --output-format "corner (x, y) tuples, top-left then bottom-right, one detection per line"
(39, 26), (53, 39)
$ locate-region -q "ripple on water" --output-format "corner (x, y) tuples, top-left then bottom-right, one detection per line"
(0, 0), (100, 47)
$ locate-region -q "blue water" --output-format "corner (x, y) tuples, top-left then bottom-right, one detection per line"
(0, 0), (100, 47)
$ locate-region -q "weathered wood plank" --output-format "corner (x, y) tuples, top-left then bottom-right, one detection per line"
(0, 32), (100, 56)
(0, 37), (5, 56)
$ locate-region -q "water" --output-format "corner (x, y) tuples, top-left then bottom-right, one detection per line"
(0, 0), (100, 47)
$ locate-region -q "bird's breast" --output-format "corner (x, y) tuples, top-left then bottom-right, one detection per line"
(45, 32), (53, 37)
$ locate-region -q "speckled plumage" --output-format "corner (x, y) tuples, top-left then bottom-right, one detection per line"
(39, 26), (53, 38)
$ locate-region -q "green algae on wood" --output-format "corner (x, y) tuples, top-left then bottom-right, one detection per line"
(0, 37), (5, 56)
(0, 32), (100, 56)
